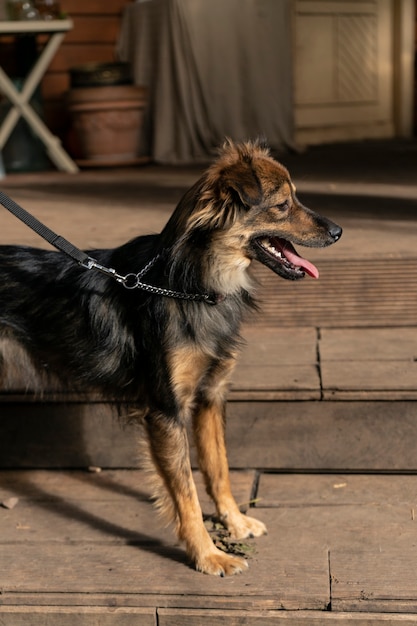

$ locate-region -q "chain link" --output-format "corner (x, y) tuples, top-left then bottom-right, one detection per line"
(85, 252), (219, 305)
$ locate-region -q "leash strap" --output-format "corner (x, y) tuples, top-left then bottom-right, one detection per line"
(0, 190), (91, 267)
(0, 190), (220, 305)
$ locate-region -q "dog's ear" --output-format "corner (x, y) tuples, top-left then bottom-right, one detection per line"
(184, 147), (264, 232)
(223, 162), (262, 207)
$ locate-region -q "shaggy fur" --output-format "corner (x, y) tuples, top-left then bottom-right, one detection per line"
(0, 139), (342, 575)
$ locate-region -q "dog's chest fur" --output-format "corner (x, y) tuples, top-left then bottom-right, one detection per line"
(161, 298), (245, 418)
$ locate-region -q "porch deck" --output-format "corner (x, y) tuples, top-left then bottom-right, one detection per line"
(1, 140), (417, 624)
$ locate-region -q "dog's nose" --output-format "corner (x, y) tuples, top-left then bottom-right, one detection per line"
(328, 222), (342, 242)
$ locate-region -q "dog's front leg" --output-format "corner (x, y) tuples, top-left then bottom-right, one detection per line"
(193, 402), (267, 540)
(145, 413), (248, 576)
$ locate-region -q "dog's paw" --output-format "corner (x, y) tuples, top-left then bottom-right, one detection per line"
(195, 548), (249, 576)
(226, 513), (267, 540)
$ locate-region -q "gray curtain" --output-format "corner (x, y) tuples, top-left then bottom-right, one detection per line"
(117, 0), (294, 164)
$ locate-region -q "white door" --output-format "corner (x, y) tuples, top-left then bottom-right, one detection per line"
(294, 0), (394, 145)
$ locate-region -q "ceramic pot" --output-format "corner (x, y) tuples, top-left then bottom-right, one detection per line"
(67, 85), (148, 164)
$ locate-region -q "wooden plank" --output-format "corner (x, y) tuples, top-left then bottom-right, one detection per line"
(64, 16), (122, 44)
(331, 544), (417, 613)
(3, 608), (417, 626)
(224, 401), (417, 471)
(0, 187), (171, 248)
(256, 481), (417, 614)
(255, 474), (417, 614)
(0, 592), (321, 612)
(321, 360), (417, 396)
(3, 400), (417, 470)
(0, 469), (150, 501)
(320, 328), (417, 361)
(231, 327), (320, 398)
(0, 511), (330, 610)
(323, 390), (417, 401)
(47, 44), (121, 72)
(0, 493), (168, 545)
(257, 473), (417, 509)
(228, 389), (321, 401)
(0, 469), (257, 518)
(159, 609), (417, 625)
(252, 260), (417, 328)
(320, 327), (417, 399)
(268, 487), (417, 614)
(239, 327), (318, 365)
(64, 0), (128, 14)
(0, 402), (139, 468)
(0, 607), (155, 626)
(231, 364), (320, 398)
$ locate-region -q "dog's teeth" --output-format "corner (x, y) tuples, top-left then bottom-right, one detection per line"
(259, 238), (294, 264)
(261, 239), (284, 259)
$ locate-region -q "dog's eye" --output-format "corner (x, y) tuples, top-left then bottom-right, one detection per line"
(275, 200), (289, 211)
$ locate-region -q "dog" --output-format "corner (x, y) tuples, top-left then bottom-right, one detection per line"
(0, 139), (342, 576)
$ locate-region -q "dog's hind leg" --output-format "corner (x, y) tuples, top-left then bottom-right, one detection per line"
(145, 412), (248, 576)
(192, 400), (267, 541)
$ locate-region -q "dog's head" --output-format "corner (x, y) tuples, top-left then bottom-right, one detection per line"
(163, 139), (342, 295)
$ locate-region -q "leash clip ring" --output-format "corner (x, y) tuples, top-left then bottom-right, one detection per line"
(122, 273), (140, 290)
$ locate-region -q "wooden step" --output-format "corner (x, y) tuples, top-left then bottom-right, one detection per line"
(1, 328), (417, 471)
(253, 260), (417, 328)
(1, 399), (416, 471)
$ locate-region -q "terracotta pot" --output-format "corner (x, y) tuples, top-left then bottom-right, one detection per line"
(67, 85), (148, 164)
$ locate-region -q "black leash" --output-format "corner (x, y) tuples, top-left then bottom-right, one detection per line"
(0, 190), (219, 305)
(0, 190), (90, 266)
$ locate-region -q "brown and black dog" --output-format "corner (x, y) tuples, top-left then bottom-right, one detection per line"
(0, 139), (341, 575)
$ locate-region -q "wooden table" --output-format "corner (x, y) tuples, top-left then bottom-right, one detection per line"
(0, 19), (78, 173)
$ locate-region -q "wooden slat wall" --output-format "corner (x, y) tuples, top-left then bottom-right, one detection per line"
(43, 0), (130, 144)
(414, 0), (417, 132)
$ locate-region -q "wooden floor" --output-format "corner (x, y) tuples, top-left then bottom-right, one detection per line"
(1, 141), (417, 624)
(1, 469), (417, 624)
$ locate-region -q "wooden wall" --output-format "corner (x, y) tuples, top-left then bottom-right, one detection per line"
(42, 0), (130, 148)
(415, 0), (417, 133)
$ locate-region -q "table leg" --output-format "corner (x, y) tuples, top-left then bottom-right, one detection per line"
(0, 31), (78, 173)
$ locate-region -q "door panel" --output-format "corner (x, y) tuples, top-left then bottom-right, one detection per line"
(294, 0), (394, 143)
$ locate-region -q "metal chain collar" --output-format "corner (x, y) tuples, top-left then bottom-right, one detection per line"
(81, 253), (221, 305)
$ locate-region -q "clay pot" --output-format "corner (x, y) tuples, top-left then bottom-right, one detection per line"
(67, 85), (148, 165)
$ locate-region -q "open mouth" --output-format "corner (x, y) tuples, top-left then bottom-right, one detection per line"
(252, 236), (319, 280)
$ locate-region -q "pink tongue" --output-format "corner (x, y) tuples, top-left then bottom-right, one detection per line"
(281, 241), (319, 279)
